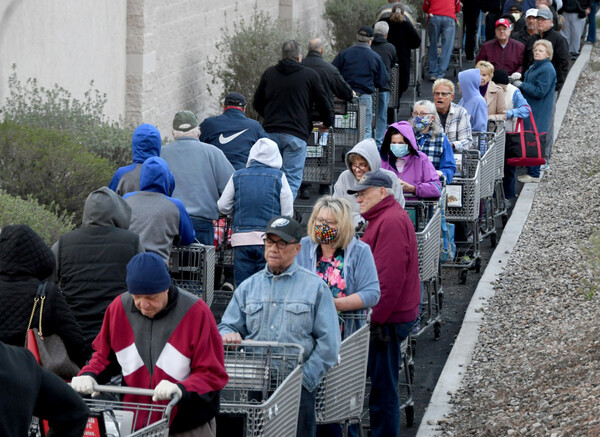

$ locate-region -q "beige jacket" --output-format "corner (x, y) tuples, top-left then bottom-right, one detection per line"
(484, 81), (507, 121)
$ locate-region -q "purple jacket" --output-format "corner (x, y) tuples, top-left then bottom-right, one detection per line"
(381, 121), (441, 199)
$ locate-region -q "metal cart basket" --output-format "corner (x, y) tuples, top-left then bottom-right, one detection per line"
(168, 243), (215, 307)
(334, 99), (367, 165)
(219, 341), (304, 437)
(303, 127), (335, 187)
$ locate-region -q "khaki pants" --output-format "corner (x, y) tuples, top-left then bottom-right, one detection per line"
(170, 418), (216, 437)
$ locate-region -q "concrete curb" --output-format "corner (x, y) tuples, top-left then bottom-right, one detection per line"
(416, 44), (593, 436)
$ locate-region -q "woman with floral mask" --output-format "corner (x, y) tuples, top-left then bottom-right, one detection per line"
(411, 100), (456, 184)
(297, 196), (380, 339)
(380, 121), (442, 199)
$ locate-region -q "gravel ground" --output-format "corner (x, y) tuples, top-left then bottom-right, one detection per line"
(436, 45), (600, 436)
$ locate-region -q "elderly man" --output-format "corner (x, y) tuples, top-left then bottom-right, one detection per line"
(72, 252), (229, 436)
(333, 25), (389, 141)
(512, 8), (540, 44)
(432, 79), (473, 151)
(161, 110), (234, 244)
(200, 92), (269, 171)
(253, 40), (334, 200)
(218, 216), (340, 437)
(476, 18), (526, 76)
(347, 170), (420, 437)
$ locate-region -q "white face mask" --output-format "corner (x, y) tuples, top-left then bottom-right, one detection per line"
(512, 12), (521, 21)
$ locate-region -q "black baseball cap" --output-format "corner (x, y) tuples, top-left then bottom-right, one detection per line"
(224, 92), (247, 107)
(347, 170), (394, 194)
(358, 25), (375, 38)
(264, 216), (301, 243)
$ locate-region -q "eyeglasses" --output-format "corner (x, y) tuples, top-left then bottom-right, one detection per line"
(351, 162), (369, 171)
(263, 237), (295, 249)
(433, 91), (452, 97)
(354, 187), (377, 199)
(315, 218), (338, 227)
(412, 112), (432, 117)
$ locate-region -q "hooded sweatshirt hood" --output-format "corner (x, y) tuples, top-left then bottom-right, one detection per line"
(276, 58), (304, 75)
(381, 121), (419, 158)
(344, 138), (382, 172)
(132, 123), (162, 164)
(458, 69), (482, 108)
(0, 225), (54, 279)
(247, 138), (282, 169)
(139, 157), (172, 195)
(82, 186), (132, 228)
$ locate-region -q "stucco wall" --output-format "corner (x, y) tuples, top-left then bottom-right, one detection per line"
(1, 0), (327, 137)
(0, 0), (128, 122)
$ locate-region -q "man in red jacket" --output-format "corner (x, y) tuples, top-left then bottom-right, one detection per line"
(348, 170), (420, 437)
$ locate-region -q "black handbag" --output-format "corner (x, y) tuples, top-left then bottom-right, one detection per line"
(25, 282), (80, 380)
(505, 108), (547, 167)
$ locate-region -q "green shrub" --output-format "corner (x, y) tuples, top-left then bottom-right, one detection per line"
(0, 191), (74, 246)
(1, 66), (133, 167)
(323, 0), (383, 54)
(0, 121), (115, 224)
(206, 10), (308, 120)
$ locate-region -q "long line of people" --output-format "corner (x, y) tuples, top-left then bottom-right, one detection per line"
(0, 0), (577, 434)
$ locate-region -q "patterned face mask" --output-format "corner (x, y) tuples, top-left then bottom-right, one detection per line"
(412, 116), (433, 132)
(314, 223), (338, 245)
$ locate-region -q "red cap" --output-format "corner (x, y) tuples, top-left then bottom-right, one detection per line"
(495, 18), (511, 28)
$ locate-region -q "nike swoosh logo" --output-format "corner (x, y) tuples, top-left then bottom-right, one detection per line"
(219, 129), (249, 144)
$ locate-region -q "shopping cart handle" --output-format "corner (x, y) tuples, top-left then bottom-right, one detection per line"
(90, 384), (181, 403)
(228, 340), (305, 363)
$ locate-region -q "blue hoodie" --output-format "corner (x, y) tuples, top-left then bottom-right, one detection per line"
(109, 124), (162, 196)
(458, 69), (488, 134)
(124, 157), (195, 264)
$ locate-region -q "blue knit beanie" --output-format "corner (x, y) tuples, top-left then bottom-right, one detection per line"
(126, 252), (172, 295)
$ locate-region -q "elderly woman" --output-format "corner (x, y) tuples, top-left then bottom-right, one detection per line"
(380, 121), (442, 199)
(514, 39), (557, 183)
(476, 60), (507, 121)
(411, 100), (456, 184)
(333, 138), (405, 227)
(0, 225), (87, 367)
(296, 196), (380, 337)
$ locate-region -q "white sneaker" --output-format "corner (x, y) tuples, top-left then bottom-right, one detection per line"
(517, 175), (541, 183)
(540, 163), (550, 172)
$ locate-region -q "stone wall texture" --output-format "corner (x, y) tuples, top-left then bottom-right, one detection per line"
(1, 0), (327, 137)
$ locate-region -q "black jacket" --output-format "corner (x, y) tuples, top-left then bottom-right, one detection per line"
(302, 50), (353, 121)
(0, 225), (87, 367)
(253, 58), (334, 140)
(381, 17), (421, 93)
(0, 342), (89, 436)
(522, 28), (569, 91)
(371, 35), (399, 92)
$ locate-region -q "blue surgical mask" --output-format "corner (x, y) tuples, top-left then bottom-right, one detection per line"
(413, 116), (432, 132)
(390, 143), (409, 157)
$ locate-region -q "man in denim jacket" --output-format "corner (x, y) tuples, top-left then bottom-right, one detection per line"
(218, 216), (341, 437)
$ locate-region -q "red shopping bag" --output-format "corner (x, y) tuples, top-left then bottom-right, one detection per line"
(505, 108), (546, 167)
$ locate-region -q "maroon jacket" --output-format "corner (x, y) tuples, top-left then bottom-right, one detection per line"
(361, 195), (420, 324)
(475, 38), (525, 74)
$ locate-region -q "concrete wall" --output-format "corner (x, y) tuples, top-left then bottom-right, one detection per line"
(1, 0), (327, 137)
(0, 0), (128, 121)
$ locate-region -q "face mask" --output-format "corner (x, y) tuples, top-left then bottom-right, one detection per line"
(512, 13), (521, 22)
(413, 116), (432, 132)
(314, 224), (338, 245)
(390, 143), (409, 158)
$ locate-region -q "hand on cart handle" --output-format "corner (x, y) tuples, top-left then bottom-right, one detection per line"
(314, 123), (328, 134)
(71, 375), (96, 395)
(153, 380), (182, 402)
(221, 332), (243, 345)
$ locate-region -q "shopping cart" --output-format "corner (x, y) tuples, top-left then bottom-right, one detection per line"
(213, 215), (234, 289)
(218, 341), (304, 437)
(473, 131), (498, 247)
(333, 98), (366, 170)
(303, 126), (335, 190)
(82, 384), (179, 436)
(315, 312), (370, 433)
(489, 120), (509, 227)
(442, 149), (481, 284)
(372, 64), (400, 128)
(168, 242), (215, 308)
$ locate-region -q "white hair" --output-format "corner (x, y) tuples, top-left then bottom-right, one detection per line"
(173, 126), (200, 138)
(374, 21), (389, 35)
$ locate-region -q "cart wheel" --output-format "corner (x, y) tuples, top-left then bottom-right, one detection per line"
(475, 258), (481, 273)
(405, 405), (415, 427)
(459, 269), (467, 284)
(438, 291), (444, 311)
(434, 321), (441, 340)
(501, 214), (508, 227)
(490, 232), (497, 248)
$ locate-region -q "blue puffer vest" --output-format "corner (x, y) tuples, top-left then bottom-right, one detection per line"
(233, 163), (283, 233)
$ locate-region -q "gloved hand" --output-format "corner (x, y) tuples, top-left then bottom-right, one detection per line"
(510, 72), (522, 81)
(153, 380), (182, 401)
(513, 80), (523, 88)
(71, 375), (96, 395)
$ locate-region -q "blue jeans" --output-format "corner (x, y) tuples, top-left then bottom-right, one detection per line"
(359, 93), (373, 141)
(190, 216), (213, 245)
(587, 1), (597, 43)
(368, 321), (415, 437)
(427, 15), (456, 78)
(298, 386), (317, 437)
(375, 91), (390, 149)
(268, 132), (307, 200)
(527, 165), (540, 178)
(233, 245), (265, 287)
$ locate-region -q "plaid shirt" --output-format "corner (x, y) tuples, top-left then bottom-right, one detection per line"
(442, 103), (473, 152)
